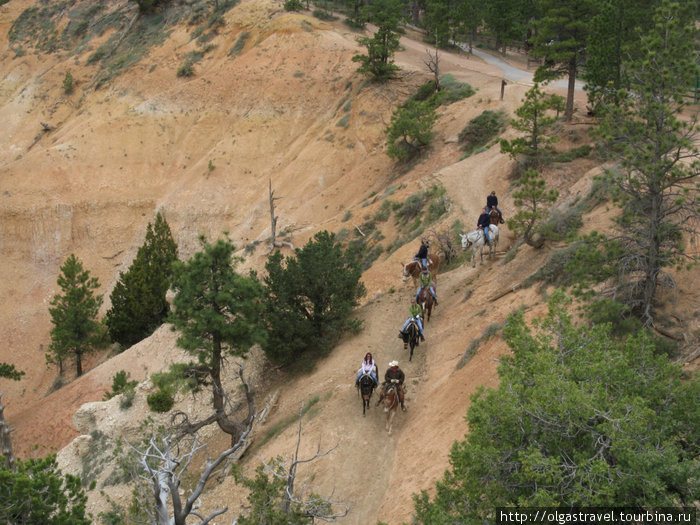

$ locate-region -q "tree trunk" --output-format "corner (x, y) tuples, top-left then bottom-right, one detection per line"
(565, 56), (577, 121)
(76, 349), (83, 377)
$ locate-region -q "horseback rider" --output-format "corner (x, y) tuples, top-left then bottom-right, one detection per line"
(486, 191), (504, 223)
(414, 238), (430, 270)
(415, 267), (438, 306)
(398, 298), (425, 342)
(380, 360), (407, 411)
(355, 352), (378, 386)
(477, 207), (491, 245)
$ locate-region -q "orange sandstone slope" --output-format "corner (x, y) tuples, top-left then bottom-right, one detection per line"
(0, 0), (398, 425)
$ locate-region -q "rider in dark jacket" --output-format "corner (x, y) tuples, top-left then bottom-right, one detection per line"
(486, 191), (503, 223)
(382, 361), (406, 411)
(477, 208), (491, 244)
(414, 238), (430, 270)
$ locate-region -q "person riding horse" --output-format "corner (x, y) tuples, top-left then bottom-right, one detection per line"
(355, 352), (378, 386)
(477, 207), (492, 245)
(415, 267), (438, 306)
(414, 238), (431, 271)
(486, 191), (504, 223)
(399, 299), (425, 342)
(379, 361), (407, 412)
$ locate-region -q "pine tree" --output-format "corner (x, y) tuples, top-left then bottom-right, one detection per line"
(386, 100), (438, 161)
(507, 168), (559, 246)
(169, 235), (265, 445)
(48, 254), (103, 377)
(500, 83), (564, 167)
(106, 212), (178, 348)
(594, 0), (699, 325)
(0, 454), (90, 524)
(352, 0), (402, 80)
(530, 0), (596, 120)
(262, 231), (366, 365)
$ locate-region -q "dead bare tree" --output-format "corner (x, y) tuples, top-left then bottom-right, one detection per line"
(424, 43), (441, 92)
(427, 228), (458, 265)
(259, 404), (349, 522)
(268, 179), (295, 253)
(126, 418), (254, 525)
(0, 394), (16, 471)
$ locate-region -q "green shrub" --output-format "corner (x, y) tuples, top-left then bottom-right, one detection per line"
(132, 0), (173, 14)
(284, 0), (303, 11)
(312, 9), (338, 21)
(62, 71), (74, 94)
(177, 61), (194, 77)
(459, 110), (506, 155)
(103, 370), (138, 401)
(552, 144), (592, 162)
(119, 388), (136, 410)
(146, 389), (174, 413)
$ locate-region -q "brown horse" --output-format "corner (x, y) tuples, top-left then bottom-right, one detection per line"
(489, 208), (501, 225)
(417, 286), (434, 323)
(401, 254), (440, 285)
(381, 384), (400, 435)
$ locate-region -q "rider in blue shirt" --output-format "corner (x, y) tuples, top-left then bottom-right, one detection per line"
(477, 208), (491, 244)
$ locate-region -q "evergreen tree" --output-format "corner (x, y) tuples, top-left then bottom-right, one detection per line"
(386, 100), (438, 161)
(413, 291), (700, 522)
(507, 168), (559, 246)
(262, 231), (366, 365)
(106, 212), (178, 348)
(169, 235), (265, 445)
(500, 83), (564, 167)
(582, 0), (658, 112)
(482, 0), (530, 53)
(530, 0), (596, 120)
(352, 0), (402, 80)
(48, 254), (103, 377)
(594, 0), (699, 325)
(0, 454), (90, 524)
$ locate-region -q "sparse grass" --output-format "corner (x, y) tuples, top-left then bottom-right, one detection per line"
(11, 1), (237, 87)
(81, 430), (111, 487)
(259, 395), (321, 447)
(456, 322), (503, 369)
(522, 243), (581, 289)
(336, 114), (350, 128)
(229, 31), (249, 57)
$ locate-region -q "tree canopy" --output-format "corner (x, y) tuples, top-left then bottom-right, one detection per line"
(413, 291), (700, 522)
(0, 454), (90, 525)
(106, 211), (178, 348)
(352, 0), (402, 80)
(262, 231), (366, 366)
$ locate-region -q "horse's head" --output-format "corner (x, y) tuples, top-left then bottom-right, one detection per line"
(401, 262), (411, 282)
(459, 232), (470, 251)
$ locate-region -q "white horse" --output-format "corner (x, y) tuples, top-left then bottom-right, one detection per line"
(460, 225), (499, 267)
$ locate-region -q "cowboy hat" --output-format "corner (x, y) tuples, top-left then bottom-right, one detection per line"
(389, 360), (399, 367)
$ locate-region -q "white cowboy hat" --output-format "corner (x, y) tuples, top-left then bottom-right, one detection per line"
(389, 360), (399, 367)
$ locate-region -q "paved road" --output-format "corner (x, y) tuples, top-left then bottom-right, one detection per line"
(463, 44), (584, 91)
